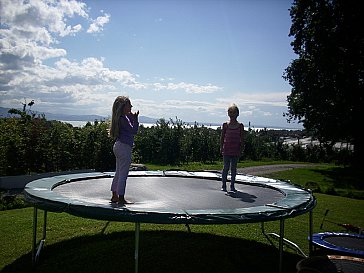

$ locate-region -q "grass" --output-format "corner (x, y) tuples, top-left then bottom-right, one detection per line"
(145, 160), (299, 171)
(1, 162), (363, 273)
(147, 161), (364, 199)
(1, 195), (363, 273)
(265, 165), (364, 199)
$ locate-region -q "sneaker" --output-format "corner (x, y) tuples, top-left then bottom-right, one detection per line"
(118, 197), (134, 205)
(221, 187), (227, 192)
(230, 186), (237, 192)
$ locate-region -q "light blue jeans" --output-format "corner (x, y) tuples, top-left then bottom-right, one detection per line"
(111, 141), (132, 196)
(222, 155), (239, 189)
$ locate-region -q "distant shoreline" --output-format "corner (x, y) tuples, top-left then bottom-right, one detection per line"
(60, 120), (303, 131)
(1, 107), (303, 131)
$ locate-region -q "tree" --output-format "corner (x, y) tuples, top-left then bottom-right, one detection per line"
(284, 0), (363, 166)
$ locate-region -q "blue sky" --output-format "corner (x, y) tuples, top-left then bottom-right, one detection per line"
(0, 0), (301, 128)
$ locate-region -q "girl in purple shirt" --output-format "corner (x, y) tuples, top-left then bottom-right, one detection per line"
(109, 96), (139, 204)
(220, 104), (244, 192)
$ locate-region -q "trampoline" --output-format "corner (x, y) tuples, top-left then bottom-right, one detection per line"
(311, 232), (364, 258)
(24, 170), (316, 273)
(297, 255), (364, 273)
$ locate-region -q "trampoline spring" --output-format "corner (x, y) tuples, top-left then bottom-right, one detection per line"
(288, 209), (297, 216)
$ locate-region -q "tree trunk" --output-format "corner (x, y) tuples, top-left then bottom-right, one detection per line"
(352, 134), (364, 168)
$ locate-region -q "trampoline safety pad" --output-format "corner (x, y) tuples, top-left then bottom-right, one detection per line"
(24, 171), (316, 224)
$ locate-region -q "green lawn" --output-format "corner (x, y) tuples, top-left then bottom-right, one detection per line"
(1, 163), (363, 273)
(145, 160), (300, 172)
(265, 165), (364, 199)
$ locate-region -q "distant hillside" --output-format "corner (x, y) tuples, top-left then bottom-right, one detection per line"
(0, 107), (157, 124)
(0, 107), (105, 121)
(0, 107), (11, 117)
(0, 107), (301, 129)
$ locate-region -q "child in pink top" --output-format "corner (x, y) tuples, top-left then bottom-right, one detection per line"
(220, 104), (244, 192)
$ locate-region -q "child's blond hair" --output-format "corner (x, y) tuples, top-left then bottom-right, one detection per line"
(228, 104), (239, 117)
(110, 96), (130, 139)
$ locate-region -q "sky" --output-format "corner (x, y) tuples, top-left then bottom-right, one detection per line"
(0, 0), (302, 129)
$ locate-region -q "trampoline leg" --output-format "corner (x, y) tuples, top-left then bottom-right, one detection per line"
(261, 222), (275, 246)
(278, 219), (284, 273)
(32, 208), (47, 266)
(135, 222), (140, 273)
(32, 207), (38, 265)
(185, 224), (191, 233)
(309, 210), (313, 256)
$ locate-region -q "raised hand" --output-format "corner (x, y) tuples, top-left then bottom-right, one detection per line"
(128, 110), (139, 121)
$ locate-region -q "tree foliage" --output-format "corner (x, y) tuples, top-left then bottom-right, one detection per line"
(0, 110), (114, 175)
(284, 0), (363, 165)
(0, 108), (353, 176)
(133, 119), (220, 165)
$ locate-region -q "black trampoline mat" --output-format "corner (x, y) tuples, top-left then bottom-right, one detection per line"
(53, 176), (284, 211)
(325, 236), (364, 251)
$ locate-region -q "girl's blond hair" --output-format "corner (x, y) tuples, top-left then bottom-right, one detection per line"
(228, 103), (239, 117)
(110, 96), (130, 139)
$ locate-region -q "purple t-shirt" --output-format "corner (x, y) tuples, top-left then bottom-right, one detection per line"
(117, 115), (139, 147)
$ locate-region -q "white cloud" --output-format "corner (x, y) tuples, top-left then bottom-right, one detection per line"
(0, 0), (88, 37)
(0, 1), (130, 113)
(1, 0), (291, 127)
(0, 27), (67, 68)
(152, 81), (221, 94)
(219, 92), (289, 107)
(87, 13), (110, 33)
(0, 0), (224, 117)
(53, 57), (140, 87)
(130, 98), (226, 123)
(0, 0), (92, 72)
(130, 96), (290, 127)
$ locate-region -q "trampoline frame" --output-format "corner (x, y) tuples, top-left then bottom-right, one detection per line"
(25, 171), (317, 273)
(311, 232), (364, 257)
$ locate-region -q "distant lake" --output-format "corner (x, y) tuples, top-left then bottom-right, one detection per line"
(60, 120), (94, 127)
(60, 120), (302, 131)
(58, 120), (350, 150)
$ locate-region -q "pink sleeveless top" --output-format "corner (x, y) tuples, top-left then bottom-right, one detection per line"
(222, 123), (243, 156)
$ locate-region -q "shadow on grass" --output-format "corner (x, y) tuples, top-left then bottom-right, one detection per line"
(311, 167), (364, 199)
(2, 231), (303, 273)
